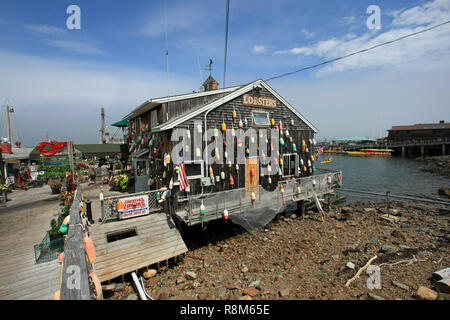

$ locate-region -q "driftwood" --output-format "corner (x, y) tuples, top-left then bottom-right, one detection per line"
(345, 255), (378, 287)
(379, 255), (426, 267)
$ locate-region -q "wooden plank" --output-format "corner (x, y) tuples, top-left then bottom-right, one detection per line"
(95, 237), (186, 273)
(60, 191), (91, 300)
(97, 244), (187, 282)
(95, 232), (184, 264)
(94, 224), (181, 254)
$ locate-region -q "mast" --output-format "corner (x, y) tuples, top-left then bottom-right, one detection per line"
(6, 100), (11, 144)
(101, 107), (106, 144)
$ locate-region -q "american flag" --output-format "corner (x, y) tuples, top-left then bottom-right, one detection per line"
(315, 146), (325, 160)
(178, 151), (190, 192)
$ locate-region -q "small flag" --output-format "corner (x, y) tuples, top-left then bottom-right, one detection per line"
(178, 151), (190, 192)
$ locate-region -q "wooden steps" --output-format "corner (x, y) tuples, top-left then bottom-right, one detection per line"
(90, 213), (188, 282)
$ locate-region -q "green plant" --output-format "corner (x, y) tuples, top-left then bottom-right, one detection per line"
(114, 174), (130, 191)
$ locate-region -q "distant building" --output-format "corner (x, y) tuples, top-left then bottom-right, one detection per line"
(387, 120), (450, 142)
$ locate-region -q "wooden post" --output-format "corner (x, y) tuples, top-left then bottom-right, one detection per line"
(60, 190), (91, 300)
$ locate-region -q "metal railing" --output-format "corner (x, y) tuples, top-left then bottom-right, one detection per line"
(387, 137), (450, 147)
(101, 189), (164, 224)
(183, 171), (342, 225)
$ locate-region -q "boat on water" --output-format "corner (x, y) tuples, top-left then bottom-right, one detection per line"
(347, 149), (394, 157)
(321, 157), (333, 164)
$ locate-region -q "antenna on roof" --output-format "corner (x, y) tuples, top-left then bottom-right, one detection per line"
(205, 59), (213, 77)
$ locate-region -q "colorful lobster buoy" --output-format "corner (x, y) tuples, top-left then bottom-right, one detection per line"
(327, 176), (332, 184)
(312, 180), (317, 188)
(83, 236), (96, 264)
(233, 109), (237, 118)
(239, 118), (243, 129)
(251, 192), (256, 207)
(214, 128), (219, 137)
(293, 143), (297, 152)
(229, 176), (235, 186)
(268, 177), (272, 184)
(271, 118), (275, 126)
(224, 209), (229, 220)
(291, 119), (294, 126)
(89, 272), (103, 299)
(197, 124), (202, 133)
(297, 186), (301, 194)
(196, 147), (201, 158)
(221, 171), (225, 180)
(209, 166), (214, 179)
(222, 121), (227, 132)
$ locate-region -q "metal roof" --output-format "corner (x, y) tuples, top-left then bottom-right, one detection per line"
(389, 122), (450, 131)
(152, 79), (319, 133)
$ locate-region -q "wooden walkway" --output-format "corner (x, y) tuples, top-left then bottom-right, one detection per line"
(90, 213), (188, 282)
(0, 187), (62, 300)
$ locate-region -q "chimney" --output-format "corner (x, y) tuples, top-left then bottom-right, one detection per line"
(202, 76), (219, 91)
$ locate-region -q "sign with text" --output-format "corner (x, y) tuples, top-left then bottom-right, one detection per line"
(117, 195), (149, 220)
(243, 94), (277, 108)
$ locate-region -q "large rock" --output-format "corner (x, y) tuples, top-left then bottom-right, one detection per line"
(436, 279), (450, 294)
(368, 293), (385, 300)
(432, 267), (450, 281)
(185, 271), (197, 280)
(279, 289), (291, 297)
(243, 287), (259, 297)
(414, 286), (437, 300)
(392, 280), (409, 291)
(143, 269), (157, 279)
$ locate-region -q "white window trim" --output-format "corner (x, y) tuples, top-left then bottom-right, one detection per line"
(251, 111), (270, 127)
(282, 153), (298, 178)
(173, 160), (204, 185)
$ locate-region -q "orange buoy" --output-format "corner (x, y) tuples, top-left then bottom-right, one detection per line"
(83, 236), (96, 263)
(224, 209), (229, 220)
(89, 272), (103, 299)
(53, 290), (60, 300)
(58, 252), (64, 264)
(229, 176), (234, 187)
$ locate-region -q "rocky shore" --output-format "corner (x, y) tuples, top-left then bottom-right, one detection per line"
(418, 155), (450, 177)
(103, 200), (449, 300)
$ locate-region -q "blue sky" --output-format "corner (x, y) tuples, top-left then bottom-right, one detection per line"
(0, 0), (449, 146)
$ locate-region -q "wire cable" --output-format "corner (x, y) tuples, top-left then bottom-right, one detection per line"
(264, 20), (450, 82)
(223, 0), (230, 88)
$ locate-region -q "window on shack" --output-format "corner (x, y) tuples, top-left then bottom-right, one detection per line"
(151, 110), (159, 129)
(252, 111), (270, 126)
(175, 160), (204, 183)
(282, 153), (298, 177)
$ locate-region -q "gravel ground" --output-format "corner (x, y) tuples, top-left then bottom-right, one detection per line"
(104, 200), (449, 300)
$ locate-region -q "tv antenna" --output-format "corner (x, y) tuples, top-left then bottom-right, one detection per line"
(205, 59), (213, 76)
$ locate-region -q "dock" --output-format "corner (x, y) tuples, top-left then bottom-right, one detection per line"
(90, 213), (188, 282)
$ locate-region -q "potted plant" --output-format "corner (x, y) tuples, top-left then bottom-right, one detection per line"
(0, 184), (9, 203)
(49, 181), (62, 194)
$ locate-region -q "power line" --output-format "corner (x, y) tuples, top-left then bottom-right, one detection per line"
(223, 0), (230, 88)
(264, 20), (450, 82)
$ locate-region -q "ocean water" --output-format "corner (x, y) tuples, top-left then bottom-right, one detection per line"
(315, 154), (450, 203)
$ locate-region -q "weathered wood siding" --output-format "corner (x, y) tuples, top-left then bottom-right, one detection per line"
(169, 87), (316, 214)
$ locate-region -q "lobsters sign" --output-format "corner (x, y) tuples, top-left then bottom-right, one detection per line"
(117, 195), (149, 220)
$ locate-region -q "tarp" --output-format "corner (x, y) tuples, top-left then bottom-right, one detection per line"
(111, 120), (130, 127)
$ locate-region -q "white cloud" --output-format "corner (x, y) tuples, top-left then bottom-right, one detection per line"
(273, 0), (450, 76)
(300, 28), (314, 39)
(21, 23), (104, 55)
(0, 50), (197, 145)
(252, 45), (267, 54)
(45, 39), (105, 55)
(22, 24), (66, 36)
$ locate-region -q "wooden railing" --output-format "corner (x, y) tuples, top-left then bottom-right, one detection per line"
(60, 189), (91, 300)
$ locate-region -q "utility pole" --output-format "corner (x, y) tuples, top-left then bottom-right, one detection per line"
(100, 107), (106, 144)
(6, 100), (12, 145)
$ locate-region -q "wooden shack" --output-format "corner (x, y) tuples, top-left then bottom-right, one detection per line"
(123, 78), (342, 229)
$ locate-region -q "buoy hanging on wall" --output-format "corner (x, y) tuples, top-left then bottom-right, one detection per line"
(327, 176), (332, 184)
(222, 121), (227, 132)
(197, 124), (202, 133)
(293, 143), (297, 151)
(221, 171), (225, 180)
(239, 118), (243, 128)
(251, 192), (256, 207)
(312, 180), (317, 188)
(271, 118), (275, 126)
(291, 119), (294, 126)
(214, 128), (219, 137)
(233, 109), (237, 118)
(196, 147), (201, 158)
(209, 166), (214, 179)
(224, 209), (229, 220)
(229, 176), (235, 186)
